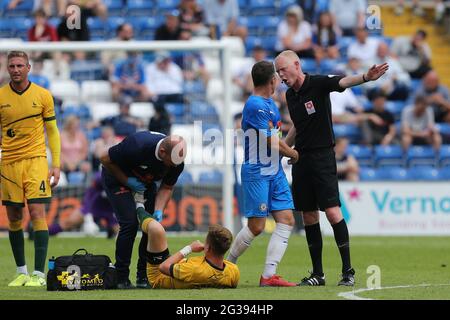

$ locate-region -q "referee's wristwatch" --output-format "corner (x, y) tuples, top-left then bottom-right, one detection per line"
(362, 74), (369, 83)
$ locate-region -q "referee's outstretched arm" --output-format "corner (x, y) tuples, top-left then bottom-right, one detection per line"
(338, 63), (389, 88)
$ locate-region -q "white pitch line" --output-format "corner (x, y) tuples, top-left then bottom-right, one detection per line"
(338, 283), (450, 300)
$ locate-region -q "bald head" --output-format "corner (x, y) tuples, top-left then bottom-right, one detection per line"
(274, 50), (302, 89)
(423, 70), (439, 90)
(159, 135), (187, 166)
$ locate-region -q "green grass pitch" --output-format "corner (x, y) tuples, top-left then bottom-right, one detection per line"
(0, 234), (449, 300)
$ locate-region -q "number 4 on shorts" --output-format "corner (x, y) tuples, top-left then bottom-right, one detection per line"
(39, 180), (46, 193)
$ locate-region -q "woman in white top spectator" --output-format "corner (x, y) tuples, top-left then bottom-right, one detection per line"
(275, 5), (314, 58)
(313, 11), (340, 62)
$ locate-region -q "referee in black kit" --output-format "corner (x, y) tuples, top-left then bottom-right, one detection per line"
(275, 50), (388, 286)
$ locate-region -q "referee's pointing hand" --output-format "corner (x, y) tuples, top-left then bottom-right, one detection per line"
(365, 63), (389, 81)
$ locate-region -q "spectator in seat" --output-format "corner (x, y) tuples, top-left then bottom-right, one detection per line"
(145, 51), (184, 111)
(57, 4), (90, 41)
(391, 29), (432, 79)
(204, 0), (247, 40)
(176, 29), (211, 86)
(275, 5), (314, 58)
(155, 10), (182, 41)
(401, 95), (442, 151)
(91, 126), (120, 171)
(28, 9), (59, 42)
(111, 52), (151, 102)
(366, 42), (411, 101)
(394, 0), (447, 23)
(313, 11), (340, 62)
(148, 104), (172, 136)
(415, 70), (450, 123)
(329, 0), (365, 36)
(60, 115), (91, 175)
(233, 45), (267, 101)
(101, 23), (135, 78)
(347, 27), (379, 62)
(178, 0), (209, 37)
(92, 96), (146, 138)
(362, 90), (397, 145)
(335, 138), (360, 182)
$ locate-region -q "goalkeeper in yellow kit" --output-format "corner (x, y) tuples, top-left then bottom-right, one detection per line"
(0, 51), (61, 287)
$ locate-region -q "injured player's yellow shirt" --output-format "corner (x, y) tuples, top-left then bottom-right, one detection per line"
(148, 256), (240, 289)
(0, 82), (56, 164)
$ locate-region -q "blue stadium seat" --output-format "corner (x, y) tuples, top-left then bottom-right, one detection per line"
(301, 58), (318, 73)
(378, 167), (411, 181)
(385, 101), (406, 121)
(319, 59), (339, 74)
(12, 17), (33, 40)
(436, 123), (450, 141)
(127, 0), (154, 16)
(177, 172), (194, 185)
(133, 16), (163, 40)
(406, 146), (436, 167)
(238, 0), (248, 14)
(106, 16), (126, 38)
(246, 36), (277, 53)
(183, 80), (205, 94)
(104, 0), (124, 16)
(0, 19), (15, 38)
(190, 102), (218, 123)
(439, 145), (450, 167)
(87, 17), (107, 40)
(408, 166), (440, 181)
(249, 0), (276, 16)
(67, 172), (86, 185)
(155, 0), (180, 15)
(439, 167), (450, 180)
(337, 37), (354, 57)
(359, 168), (380, 181)
(245, 16), (280, 36)
(87, 127), (102, 141)
(48, 17), (61, 28)
(199, 170), (223, 185)
(278, 0), (296, 14)
(410, 79), (422, 93)
(347, 144), (373, 166)
(63, 105), (91, 121)
(166, 103), (185, 123)
(333, 124), (361, 143)
(374, 145), (404, 167)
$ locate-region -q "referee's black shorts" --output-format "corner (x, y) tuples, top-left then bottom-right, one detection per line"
(291, 148), (341, 212)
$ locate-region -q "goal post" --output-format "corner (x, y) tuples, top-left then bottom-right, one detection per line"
(0, 40), (235, 234)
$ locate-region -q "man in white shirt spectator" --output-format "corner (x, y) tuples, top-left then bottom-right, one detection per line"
(415, 70), (450, 123)
(275, 5), (314, 58)
(329, 0), (366, 36)
(401, 95), (442, 151)
(204, 0), (247, 40)
(365, 42), (411, 101)
(145, 51), (184, 111)
(347, 27), (379, 62)
(391, 29), (432, 79)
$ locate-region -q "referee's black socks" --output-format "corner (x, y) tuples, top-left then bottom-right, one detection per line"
(304, 223), (324, 276)
(332, 219), (352, 273)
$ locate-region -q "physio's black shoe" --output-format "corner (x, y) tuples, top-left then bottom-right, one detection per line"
(338, 268), (355, 286)
(297, 273), (325, 286)
(117, 279), (136, 289)
(136, 277), (151, 289)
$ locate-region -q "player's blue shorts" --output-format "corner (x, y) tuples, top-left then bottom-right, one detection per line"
(242, 172), (294, 218)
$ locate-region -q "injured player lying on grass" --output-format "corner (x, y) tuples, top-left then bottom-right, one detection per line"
(134, 195), (240, 289)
